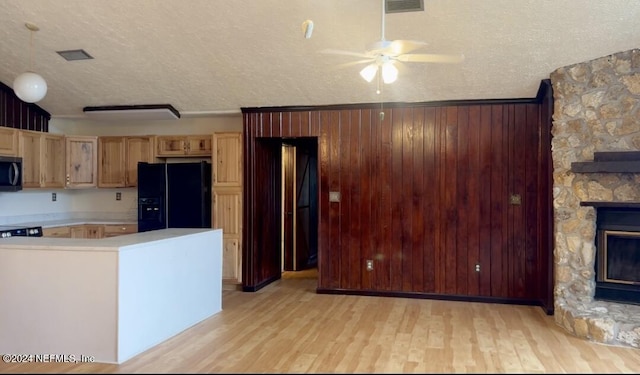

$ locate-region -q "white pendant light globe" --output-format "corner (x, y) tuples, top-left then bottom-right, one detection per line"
(13, 71), (48, 103)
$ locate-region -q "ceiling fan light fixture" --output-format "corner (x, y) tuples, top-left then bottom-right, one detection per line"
(381, 62), (398, 84)
(360, 64), (378, 82)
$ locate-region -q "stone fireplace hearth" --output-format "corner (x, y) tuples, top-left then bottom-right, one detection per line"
(550, 48), (640, 348)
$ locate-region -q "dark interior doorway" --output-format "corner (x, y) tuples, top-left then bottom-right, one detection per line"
(282, 137), (318, 273)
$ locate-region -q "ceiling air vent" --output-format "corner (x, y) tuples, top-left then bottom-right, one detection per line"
(385, 0), (424, 13)
(57, 49), (93, 61)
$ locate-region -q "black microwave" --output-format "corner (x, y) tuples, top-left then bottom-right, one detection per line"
(0, 156), (22, 192)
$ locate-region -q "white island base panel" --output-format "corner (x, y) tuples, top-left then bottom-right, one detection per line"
(0, 228), (223, 364)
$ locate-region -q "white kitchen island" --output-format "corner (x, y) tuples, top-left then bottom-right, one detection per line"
(0, 228), (223, 364)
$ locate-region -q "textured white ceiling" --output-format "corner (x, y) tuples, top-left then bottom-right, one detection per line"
(1, 0), (639, 119)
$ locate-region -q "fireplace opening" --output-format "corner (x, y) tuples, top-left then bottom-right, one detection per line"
(595, 207), (640, 305)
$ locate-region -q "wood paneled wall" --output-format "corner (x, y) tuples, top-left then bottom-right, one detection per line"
(0, 81), (50, 131)
(242, 80), (553, 313)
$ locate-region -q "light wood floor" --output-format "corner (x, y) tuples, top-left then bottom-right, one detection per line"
(3, 277), (640, 374)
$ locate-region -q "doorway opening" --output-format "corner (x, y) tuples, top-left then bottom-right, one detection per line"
(281, 137), (318, 277)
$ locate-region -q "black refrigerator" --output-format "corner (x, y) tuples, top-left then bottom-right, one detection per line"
(137, 161), (212, 232)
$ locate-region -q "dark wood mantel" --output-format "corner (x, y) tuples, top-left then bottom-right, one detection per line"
(571, 151), (640, 173)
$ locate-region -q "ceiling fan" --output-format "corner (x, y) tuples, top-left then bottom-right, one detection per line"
(321, 0), (464, 84)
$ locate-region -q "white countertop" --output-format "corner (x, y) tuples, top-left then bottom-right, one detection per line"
(0, 228), (218, 252)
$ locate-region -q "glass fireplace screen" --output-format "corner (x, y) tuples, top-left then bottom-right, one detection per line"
(598, 230), (640, 284)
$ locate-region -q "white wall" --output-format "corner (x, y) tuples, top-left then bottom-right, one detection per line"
(0, 189), (137, 221)
(0, 115), (242, 224)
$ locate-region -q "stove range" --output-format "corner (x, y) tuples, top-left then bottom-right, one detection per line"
(0, 225), (43, 238)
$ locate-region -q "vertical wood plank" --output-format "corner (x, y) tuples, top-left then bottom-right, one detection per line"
(524, 103), (539, 299)
(280, 112), (290, 137)
(338, 110), (351, 288)
(311, 111), (320, 136)
(423, 107), (438, 293)
(360, 109), (373, 290)
(411, 107), (425, 291)
(490, 105), (507, 298)
(478, 105), (493, 296)
(456, 105), (470, 296)
(289, 111), (300, 137)
(512, 104), (527, 298)
(378, 107), (392, 290)
(400, 107), (414, 292)
(466, 105), (481, 296)
(318, 111), (332, 287)
(327, 111), (341, 288)
(391, 107), (405, 291)
(348, 110), (362, 289)
(443, 106), (458, 295)
(433, 108), (447, 293)
(369, 108), (382, 290)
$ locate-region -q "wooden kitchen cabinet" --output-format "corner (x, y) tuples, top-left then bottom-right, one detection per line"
(103, 223), (138, 237)
(214, 188), (242, 281)
(45, 223), (137, 239)
(156, 134), (212, 157)
(213, 132), (242, 187)
(98, 135), (155, 187)
(98, 136), (125, 187)
(19, 130), (65, 188)
(125, 136), (155, 186)
(65, 135), (98, 188)
(70, 224), (104, 239)
(0, 127), (19, 156)
(213, 132), (243, 283)
(42, 226), (71, 238)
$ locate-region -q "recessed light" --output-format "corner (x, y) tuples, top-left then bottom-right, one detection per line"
(56, 49), (93, 61)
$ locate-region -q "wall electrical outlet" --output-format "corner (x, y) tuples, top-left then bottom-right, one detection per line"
(52, 192), (57, 202)
(116, 192), (122, 201)
(366, 259), (373, 271)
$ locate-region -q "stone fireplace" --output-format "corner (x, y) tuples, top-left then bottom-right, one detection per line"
(550, 48), (640, 348)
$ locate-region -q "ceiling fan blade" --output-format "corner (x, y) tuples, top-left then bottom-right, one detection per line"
(386, 40), (428, 55)
(337, 59), (376, 68)
(396, 53), (465, 64)
(318, 49), (372, 59)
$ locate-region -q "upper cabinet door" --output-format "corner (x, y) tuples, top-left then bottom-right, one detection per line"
(156, 135), (187, 156)
(66, 135), (98, 188)
(18, 130), (43, 188)
(125, 136), (155, 186)
(156, 135), (212, 157)
(41, 133), (65, 188)
(213, 132), (242, 187)
(98, 136), (126, 188)
(18, 130), (65, 189)
(0, 127), (19, 156)
(98, 135), (155, 188)
(185, 135), (212, 156)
